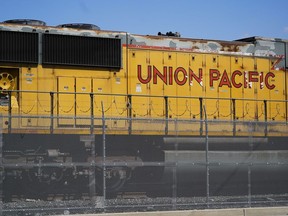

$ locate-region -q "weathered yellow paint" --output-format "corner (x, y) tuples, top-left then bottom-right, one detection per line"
(129, 50), (150, 118)
(0, 44), (286, 136)
(128, 48), (286, 125)
(269, 60), (286, 122)
(230, 56), (244, 120)
(76, 77), (91, 126)
(58, 76), (75, 125)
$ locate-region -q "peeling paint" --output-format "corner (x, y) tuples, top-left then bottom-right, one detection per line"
(0, 22), (287, 64)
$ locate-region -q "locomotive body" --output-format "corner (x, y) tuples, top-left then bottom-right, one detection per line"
(0, 20), (288, 200)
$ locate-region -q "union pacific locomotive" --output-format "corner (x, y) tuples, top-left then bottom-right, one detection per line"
(1, 19), (288, 201)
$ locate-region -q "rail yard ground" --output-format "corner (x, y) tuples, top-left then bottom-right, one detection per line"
(3, 194), (288, 216)
(53, 207), (288, 216)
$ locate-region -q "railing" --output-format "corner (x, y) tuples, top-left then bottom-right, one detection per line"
(0, 90), (287, 136)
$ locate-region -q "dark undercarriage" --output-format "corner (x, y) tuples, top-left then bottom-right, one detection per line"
(2, 134), (288, 201)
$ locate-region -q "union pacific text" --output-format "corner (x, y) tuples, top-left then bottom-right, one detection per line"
(137, 65), (275, 89)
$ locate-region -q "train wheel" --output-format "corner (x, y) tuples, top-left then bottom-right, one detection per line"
(23, 167), (65, 198)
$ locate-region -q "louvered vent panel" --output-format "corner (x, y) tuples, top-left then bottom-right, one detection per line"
(0, 31), (38, 63)
(42, 34), (121, 68)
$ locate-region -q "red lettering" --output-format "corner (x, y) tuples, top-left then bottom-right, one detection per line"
(137, 65), (151, 84)
(210, 69), (220, 87)
(189, 68), (203, 86)
(168, 66), (173, 85)
(265, 72), (275, 89)
(219, 70), (232, 87)
(153, 66), (167, 84)
(249, 71), (259, 83)
(174, 67), (187, 85)
(137, 65), (276, 90)
(231, 70), (242, 88)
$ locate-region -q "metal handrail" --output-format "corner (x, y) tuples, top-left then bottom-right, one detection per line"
(1, 89), (287, 135)
(3, 89), (288, 103)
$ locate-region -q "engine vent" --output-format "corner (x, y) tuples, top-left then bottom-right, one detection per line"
(0, 31), (38, 64)
(57, 23), (100, 30)
(42, 34), (121, 68)
(3, 19), (46, 26)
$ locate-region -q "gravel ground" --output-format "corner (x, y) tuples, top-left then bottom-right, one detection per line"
(2, 194), (288, 216)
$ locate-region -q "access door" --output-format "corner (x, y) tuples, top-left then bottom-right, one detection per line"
(57, 77), (75, 126)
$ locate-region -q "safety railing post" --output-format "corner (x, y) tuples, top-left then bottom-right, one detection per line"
(203, 105), (209, 208)
(264, 100), (267, 136)
(90, 93), (94, 134)
(172, 118), (178, 210)
(88, 93), (96, 203)
(7, 91), (12, 133)
(232, 99), (236, 136)
(164, 96), (168, 135)
(101, 101), (106, 208)
(50, 92), (54, 134)
(128, 95), (132, 134)
(199, 98), (203, 136)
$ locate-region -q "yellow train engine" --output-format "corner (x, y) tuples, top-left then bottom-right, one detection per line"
(0, 19), (288, 200)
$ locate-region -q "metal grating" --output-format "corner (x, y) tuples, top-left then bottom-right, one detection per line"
(0, 31), (38, 64)
(42, 34), (121, 68)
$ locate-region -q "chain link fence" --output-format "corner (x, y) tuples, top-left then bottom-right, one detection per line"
(1, 89), (288, 214)
(1, 113), (288, 215)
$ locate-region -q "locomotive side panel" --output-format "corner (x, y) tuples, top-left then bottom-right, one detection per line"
(230, 57), (246, 121)
(188, 53), (204, 120)
(131, 43), (287, 135)
(0, 23), (286, 135)
(268, 59), (286, 121)
(149, 51), (165, 119)
(7, 42), (129, 131)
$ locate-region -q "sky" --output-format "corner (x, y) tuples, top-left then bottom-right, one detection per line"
(0, 0), (288, 41)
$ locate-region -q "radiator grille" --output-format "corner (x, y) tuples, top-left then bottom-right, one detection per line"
(42, 34), (121, 68)
(0, 31), (38, 63)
